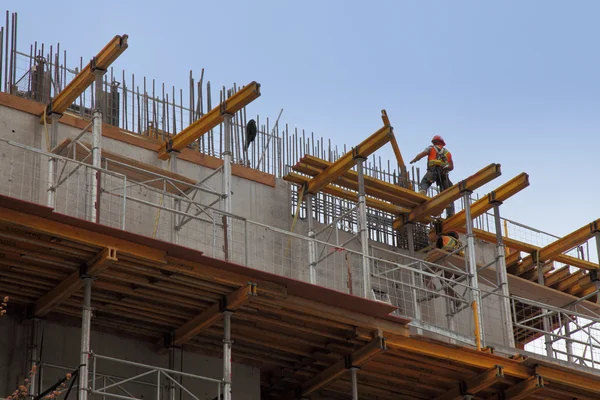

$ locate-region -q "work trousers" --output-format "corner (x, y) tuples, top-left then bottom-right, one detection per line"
(419, 167), (455, 216)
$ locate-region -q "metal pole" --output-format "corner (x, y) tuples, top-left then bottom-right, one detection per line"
(463, 191), (484, 345)
(406, 223), (422, 335)
(222, 114), (233, 260)
(168, 347), (176, 400)
(47, 114), (60, 208)
(492, 203), (515, 348)
(170, 153), (179, 244)
(306, 194), (317, 284)
(79, 277), (93, 400)
(356, 160), (372, 299)
(350, 367), (358, 400)
(90, 108), (102, 223)
(537, 258), (553, 358)
(28, 318), (41, 397)
(565, 318), (574, 362)
(222, 311), (233, 400)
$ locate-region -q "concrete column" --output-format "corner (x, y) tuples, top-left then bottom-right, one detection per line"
(306, 194), (317, 284)
(492, 203), (515, 348)
(356, 160), (372, 299)
(463, 191), (484, 345)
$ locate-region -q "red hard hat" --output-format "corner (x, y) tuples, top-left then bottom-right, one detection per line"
(431, 135), (445, 146)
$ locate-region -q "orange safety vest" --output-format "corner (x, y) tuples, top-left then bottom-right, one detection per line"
(439, 235), (462, 253)
(428, 146), (451, 168)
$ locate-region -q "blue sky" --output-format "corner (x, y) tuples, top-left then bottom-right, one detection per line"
(4, 1), (600, 238)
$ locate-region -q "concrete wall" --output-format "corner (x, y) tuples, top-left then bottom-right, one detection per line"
(1, 314), (260, 400)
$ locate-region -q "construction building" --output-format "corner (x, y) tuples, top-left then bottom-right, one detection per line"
(1, 11), (599, 400)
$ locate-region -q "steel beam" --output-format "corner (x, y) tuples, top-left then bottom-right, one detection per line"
(34, 247), (117, 316)
(157, 82), (261, 160)
(171, 283), (256, 346)
(394, 163), (502, 230)
(433, 365), (504, 400)
(304, 126), (393, 195)
(42, 35), (128, 122)
(514, 219), (600, 276)
(293, 336), (386, 398)
(502, 375), (543, 400)
(429, 173), (529, 240)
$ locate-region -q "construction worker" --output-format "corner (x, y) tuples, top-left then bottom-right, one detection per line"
(410, 135), (455, 216)
(436, 231), (464, 256)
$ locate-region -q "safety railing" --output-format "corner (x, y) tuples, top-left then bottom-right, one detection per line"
(90, 353), (222, 400)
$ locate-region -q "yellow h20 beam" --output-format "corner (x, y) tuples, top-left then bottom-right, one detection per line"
(513, 219), (600, 275)
(157, 82), (261, 160)
(393, 163), (502, 230)
(304, 125), (394, 195)
(42, 35), (129, 122)
(429, 173), (530, 240)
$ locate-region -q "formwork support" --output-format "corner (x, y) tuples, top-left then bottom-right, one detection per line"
(170, 153), (179, 244)
(306, 194), (317, 284)
(406, 223), (423, 335)
(79, 277), (93, 400)
(492, 202), (515, 348)
(350, 367), (359, 400)
(27, 318), (41, 397)
(168, 346), (177, 400)
(46, 113), (60, 208)
(222, 311), (233, 400)
(537, 260), (553, 358)
(89, 108), (102, 223)
(356, 159), (372, 299)
(463, 191), (484, 345)
(222, 113), (233, 259)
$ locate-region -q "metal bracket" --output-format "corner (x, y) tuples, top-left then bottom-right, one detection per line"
(89, 57), (107, 74)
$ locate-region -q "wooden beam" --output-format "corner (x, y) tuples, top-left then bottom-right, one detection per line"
(434, 365), (504, 400)
(381, 109), (412, 190)
(34, 247), (117, 316)
(293, 336), (386, 398)
(304, 126), (393, 195)
(171, 283), (256, 345)
(429, 173), (530, 240)
(513, 219), (600, 276)
(283, 172), (409, 214)
(394, 163), (502, 230)
(456, 227), (599, 272)
(157, 82), (261, 160)
(43, 35), (128, 121)
(502, 375), (544, 400)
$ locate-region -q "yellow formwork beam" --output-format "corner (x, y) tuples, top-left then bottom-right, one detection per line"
(429, 173), (530, 240)
(296, 155), (427, 207)
(283, 172), (410, 214)
(42, 35), (128, 122)
(381, 109), (412, 190)
(304, 125), (394, 195)
(393, 163), (502, 230)
(456, 227), (598, 271)
(513, 219), (600, 276)
(157, 81), (261, 160)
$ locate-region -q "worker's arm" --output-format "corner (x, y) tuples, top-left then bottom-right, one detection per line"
(410, 150), (429, 164)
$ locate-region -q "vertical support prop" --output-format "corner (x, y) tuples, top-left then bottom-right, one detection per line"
(222, 114), (233, 260)
(168, 346), (176, 400)
(170, 153), (179, 244)
(537, 255), (553, 358)
(350, 367), (359, 400)
(28, 318), (41, 397)
(492, 202), (515, 348)
(90, 108), (102, 223)
(463, 191), (484, 346)
(47, 114), (60, 208)
(356, 159), (372, 299)
(406, 223), (423, 335)
(79, 277), (93, 400)
(222, 311), (233, 400)
(306, 194), (317, 284)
